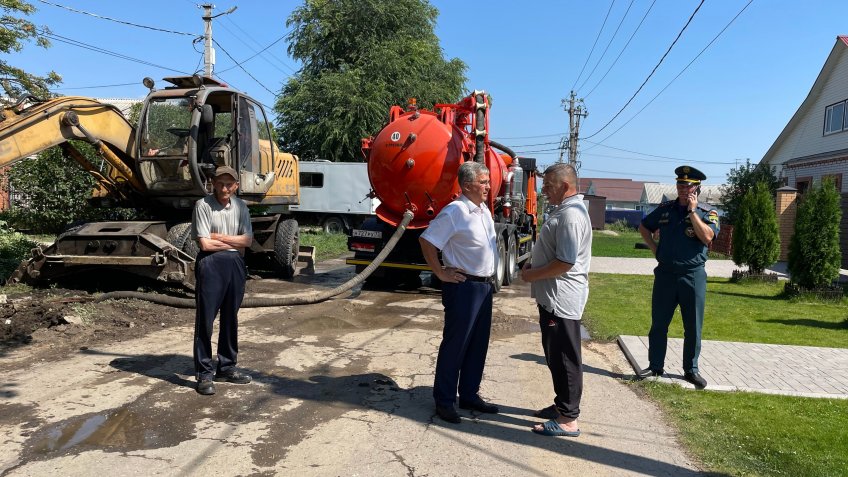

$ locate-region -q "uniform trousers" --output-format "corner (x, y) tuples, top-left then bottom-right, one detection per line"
(194, 250), (246, 381)
(433, 280), (493, 407)
(538, 306), (583, 419)
(648, 265), (706, 373)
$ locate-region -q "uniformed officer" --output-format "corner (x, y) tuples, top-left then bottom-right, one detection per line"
(638, 165), (719, 389)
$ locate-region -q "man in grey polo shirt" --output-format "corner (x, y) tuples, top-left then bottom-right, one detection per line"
(521, 163), (592, 437)
(191, 166), (254, 395)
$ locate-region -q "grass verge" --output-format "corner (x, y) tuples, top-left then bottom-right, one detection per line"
(586, 273), (848, 476)
(643, 382), (848, 477)
(584, 273), (847, 347)
(299, 229), (349, 261)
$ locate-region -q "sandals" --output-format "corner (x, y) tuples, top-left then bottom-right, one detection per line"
(531, 419), (580, 437)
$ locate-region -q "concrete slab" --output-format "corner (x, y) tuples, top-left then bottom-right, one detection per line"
(618, 335), (848, 399)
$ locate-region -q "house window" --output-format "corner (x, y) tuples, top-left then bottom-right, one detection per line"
(824, 100), (846, 135)
(823, 174), (842, 192)
(300, 172), (324, 188)
(795, 176), (812, 194)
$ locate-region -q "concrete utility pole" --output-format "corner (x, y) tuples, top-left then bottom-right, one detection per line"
(201, 4), (238, 77)
(560, 91), (588, 168)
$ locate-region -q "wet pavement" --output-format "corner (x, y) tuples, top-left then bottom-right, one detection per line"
(0, 258), (702, 476)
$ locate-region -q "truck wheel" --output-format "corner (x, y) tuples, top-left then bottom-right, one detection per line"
(493, 234), (505, 293)
(274, 218), (300, 278)
(165, 223), (199, 259)
(322, 216), (346, 234)
(503, 234), (518, 286)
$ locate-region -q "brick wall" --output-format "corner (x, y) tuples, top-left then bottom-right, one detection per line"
(776, 187), (798, 261)
(711, 224), (733, 256)
(842, 192), (848, 269)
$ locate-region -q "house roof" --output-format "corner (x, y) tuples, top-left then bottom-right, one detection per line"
(95, 97), (142, 117)
(642, 183), (725, 206)
(577, 177), (655, 202)
(761, 35), (848, 166)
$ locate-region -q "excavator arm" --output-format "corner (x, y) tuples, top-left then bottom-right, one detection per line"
(0, 96), (144, 195)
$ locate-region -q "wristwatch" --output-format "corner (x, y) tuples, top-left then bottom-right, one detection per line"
(687, 209), (696, 214)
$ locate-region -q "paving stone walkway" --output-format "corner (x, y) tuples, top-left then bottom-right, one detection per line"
(618, 335), (848, 399)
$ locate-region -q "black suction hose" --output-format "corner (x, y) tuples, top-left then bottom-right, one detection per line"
(96, 210), (415, 308)
(489, 140), (516, 160)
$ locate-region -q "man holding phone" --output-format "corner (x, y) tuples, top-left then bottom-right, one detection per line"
(638, 165), (719, 389)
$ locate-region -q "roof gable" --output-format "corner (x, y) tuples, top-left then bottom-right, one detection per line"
(761, 36), (848, 167)
(577, 177), (656, 202)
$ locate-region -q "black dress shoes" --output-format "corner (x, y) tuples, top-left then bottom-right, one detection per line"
(196, 379), (216, 395)
(637, 368), (664, 379)
(684, 371), (707, 389)
(214, 370), (252, 384)
(458, 397), (499, 414)
(436, 405), (462, 424)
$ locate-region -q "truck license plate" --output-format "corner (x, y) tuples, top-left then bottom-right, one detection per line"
(352, 229), (382, 239)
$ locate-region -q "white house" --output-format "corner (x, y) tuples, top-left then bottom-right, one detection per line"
(760, 36), (848, 193)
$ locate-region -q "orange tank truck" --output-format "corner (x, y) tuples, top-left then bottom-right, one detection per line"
(346, 91), (538, 292)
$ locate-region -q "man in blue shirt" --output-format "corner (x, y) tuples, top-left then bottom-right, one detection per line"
(638, 165), (719, 389)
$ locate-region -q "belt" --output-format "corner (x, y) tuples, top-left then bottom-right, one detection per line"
(461, 273), (494, 284)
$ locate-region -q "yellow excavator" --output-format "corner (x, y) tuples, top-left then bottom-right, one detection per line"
(0, 75), (303, 289)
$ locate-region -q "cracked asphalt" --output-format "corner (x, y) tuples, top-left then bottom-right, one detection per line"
(0, 259), (701, 476)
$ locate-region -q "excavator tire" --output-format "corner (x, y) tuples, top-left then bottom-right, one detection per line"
(166, 222), (199, 259)
(274, 218), (299, 279)
(503, 233), (518, 286)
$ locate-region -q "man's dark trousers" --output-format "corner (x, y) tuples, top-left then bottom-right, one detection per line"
(539, 306), (583, 419)
(194, 250), (246, 380)
(648, 265), (706, 373)
(433, 280), (493, 407)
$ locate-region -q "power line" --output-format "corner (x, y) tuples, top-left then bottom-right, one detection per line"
(220, 16), (297, 75)
(581, 151), (736, 165)
(588, 0), (755, 147)
(584, 0), (705, 139)
(576, 0), (636, 93)
(492, 132), (565, 140)
(213, 39), (277, 97)
(583, 0), (657, 99)
(43, 31), (192, 75)
(36, 0), (197, 36)
(53, 82), (138, 91)
(583, 139), (688, 161)
(571, 0), (616, 91)
(217, 32), (291, 74)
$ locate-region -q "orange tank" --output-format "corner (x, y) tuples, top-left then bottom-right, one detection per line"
(364, 97), (506, 229)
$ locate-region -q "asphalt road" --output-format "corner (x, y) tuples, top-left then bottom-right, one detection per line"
(0, 259), (701, 476)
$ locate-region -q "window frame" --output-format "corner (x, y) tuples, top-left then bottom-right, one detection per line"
(795, 176), (813, 194)
(300, 172), (325, 188)
(824, 100), (847, 135)
(822, 173), (843, 192)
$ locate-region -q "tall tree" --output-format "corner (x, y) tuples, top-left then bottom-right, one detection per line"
(787, 178), (842, 289)
(720, 159), (780, 225)
(276, 0), (466, 161)
(731, 182), (780, 274)
(0, 0), (61, 99)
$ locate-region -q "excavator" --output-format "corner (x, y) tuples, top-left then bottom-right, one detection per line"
(0, 75), (304, 289)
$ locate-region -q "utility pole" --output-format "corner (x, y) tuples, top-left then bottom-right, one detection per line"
(561, 91), (588, 168)
(201, 4), (237, 77)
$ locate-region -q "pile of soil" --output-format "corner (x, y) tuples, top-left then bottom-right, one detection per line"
(0, 286), (194, 355)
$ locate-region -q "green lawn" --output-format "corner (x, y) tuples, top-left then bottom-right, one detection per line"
(585, 273), (848, 476)
(592, 230), (654, 258)
(584, 274), (847, 347)
(643, 383), (848, 477)
(299, 229), (349, 261)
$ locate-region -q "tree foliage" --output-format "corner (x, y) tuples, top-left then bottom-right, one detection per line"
(787, 178), (842, 288)
(1, 142), (138, 234)
(720, 159), (780, 225)
(275, 0), (466, 161)
(0, 0), (61, 99)
(731, 182), (780, 274)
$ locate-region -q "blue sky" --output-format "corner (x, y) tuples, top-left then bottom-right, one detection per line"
(10, 0), (848, 184)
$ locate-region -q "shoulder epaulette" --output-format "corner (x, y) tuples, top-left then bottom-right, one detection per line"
(658, 200), (676, 208)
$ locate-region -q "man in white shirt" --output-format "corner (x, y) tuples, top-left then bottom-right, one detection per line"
(521, 163), (592, 437)
(419, 161), (500, 424)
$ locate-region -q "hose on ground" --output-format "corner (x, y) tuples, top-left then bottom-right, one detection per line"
(95, 210), (415, 308)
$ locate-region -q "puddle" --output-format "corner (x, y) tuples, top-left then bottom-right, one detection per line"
(30, 408), (175, 454)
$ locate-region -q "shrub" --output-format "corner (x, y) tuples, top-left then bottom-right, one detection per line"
(731, 182), (780, 274)
(721, 159), (780, 225)
(2, 143), (139, 234)
(787, 178), (842, 288)
(0, 220), (37, 279)
(606, 219), (635, 233)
